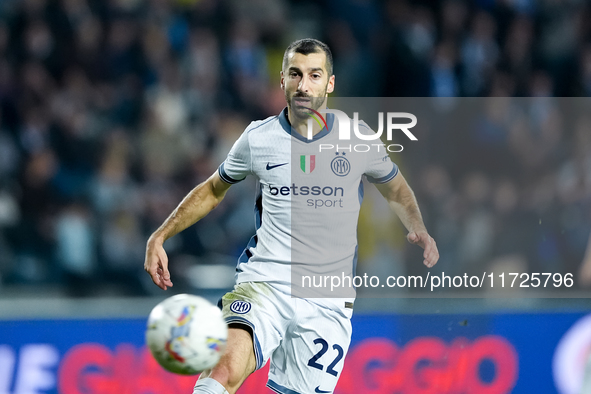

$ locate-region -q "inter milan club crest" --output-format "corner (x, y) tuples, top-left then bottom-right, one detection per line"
(331, 152), (350, 176)
(300, 155), (315, 174)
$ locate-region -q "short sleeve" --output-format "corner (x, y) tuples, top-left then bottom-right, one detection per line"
(358, 122), (399, 184)
(218, 130), (252, 184)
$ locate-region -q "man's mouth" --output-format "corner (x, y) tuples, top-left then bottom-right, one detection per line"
(293, 97), (311, 107)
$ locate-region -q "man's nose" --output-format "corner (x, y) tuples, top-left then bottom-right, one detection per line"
(298, 76), (310, 93)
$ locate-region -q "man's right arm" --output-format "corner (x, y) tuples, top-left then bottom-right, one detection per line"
(144, 171), (232, 290)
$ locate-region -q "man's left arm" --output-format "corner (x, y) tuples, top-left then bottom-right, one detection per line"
(374, 173), (439, 268)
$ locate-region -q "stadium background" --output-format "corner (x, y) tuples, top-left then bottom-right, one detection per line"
(0, 0), (591, 393)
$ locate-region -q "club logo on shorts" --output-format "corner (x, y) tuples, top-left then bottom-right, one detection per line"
(331, 152), (350, 177)
(229, 300), (252, 314)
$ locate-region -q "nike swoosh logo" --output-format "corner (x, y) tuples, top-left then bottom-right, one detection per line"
(266, 162), (288, 170)
(315, 387), (331, 393)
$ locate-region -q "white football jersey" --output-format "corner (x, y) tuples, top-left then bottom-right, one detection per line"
(218, 108), (398, 312)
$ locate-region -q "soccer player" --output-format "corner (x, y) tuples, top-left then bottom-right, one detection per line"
(144, 38), (439, 394)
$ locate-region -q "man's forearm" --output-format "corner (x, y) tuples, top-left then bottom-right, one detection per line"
(150, 176), (226, 244)
(388, 186), (426, 234)
(377, 174), (427, 234)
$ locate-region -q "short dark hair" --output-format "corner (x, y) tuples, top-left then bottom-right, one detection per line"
(282, 38), (333, 76)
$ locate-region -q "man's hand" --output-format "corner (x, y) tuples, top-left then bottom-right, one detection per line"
(407, 231), (439, 268)
(376, 175), (439, 269)
(144, 237), (173, 290)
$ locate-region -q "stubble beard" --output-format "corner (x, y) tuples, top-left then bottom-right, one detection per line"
(285, 86), (328, 125)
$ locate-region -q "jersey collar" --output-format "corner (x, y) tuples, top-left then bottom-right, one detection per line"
(278, 107), (334, 143)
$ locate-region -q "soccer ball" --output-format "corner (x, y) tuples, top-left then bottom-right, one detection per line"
(146, 294), (228, 375)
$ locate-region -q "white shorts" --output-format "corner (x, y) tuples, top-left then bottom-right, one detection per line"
(219, 282), (353, 394)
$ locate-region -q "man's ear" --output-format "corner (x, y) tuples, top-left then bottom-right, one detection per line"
(326, 74), (335, 94)
(280, 71), (285, 90)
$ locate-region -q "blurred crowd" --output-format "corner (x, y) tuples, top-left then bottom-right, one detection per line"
(356, 97), (591, 295)
(0, 0), (589, 296)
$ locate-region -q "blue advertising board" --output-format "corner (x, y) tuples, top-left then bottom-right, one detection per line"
(0, 312), (589, 394)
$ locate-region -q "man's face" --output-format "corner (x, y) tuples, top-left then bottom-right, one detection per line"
(281, 51), (335, 123)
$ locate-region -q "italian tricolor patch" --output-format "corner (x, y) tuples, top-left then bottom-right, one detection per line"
(300, 155), (315, 174)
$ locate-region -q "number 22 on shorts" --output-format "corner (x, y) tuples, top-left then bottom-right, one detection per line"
(307, 338), (344, 377)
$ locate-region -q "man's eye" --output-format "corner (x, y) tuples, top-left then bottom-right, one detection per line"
(290, 72), (298, 77)
(312, 74), (320, 79)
